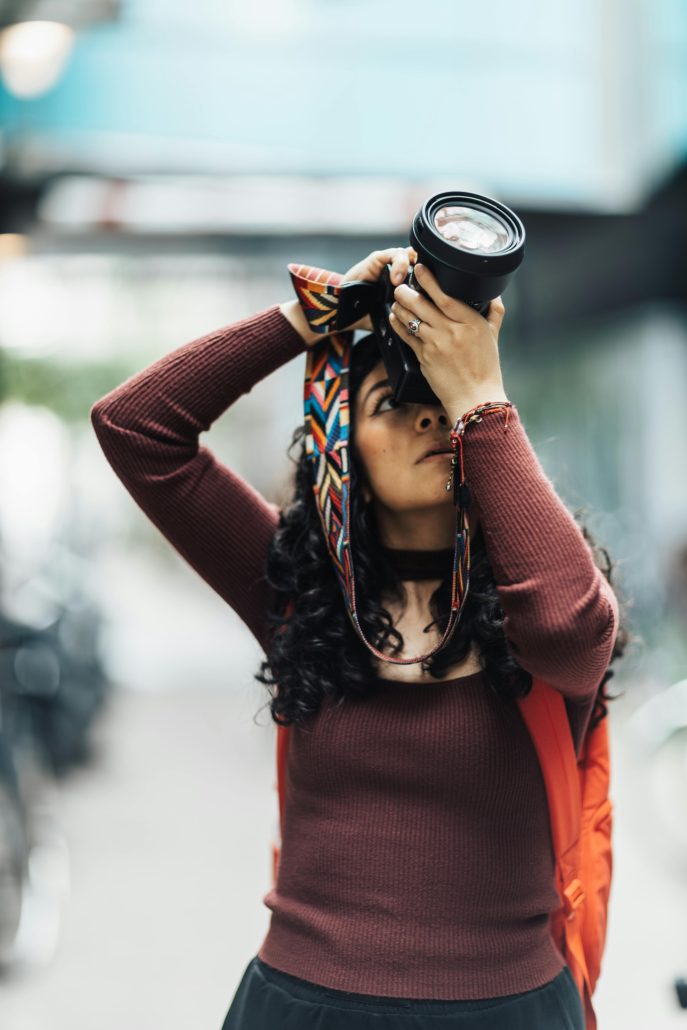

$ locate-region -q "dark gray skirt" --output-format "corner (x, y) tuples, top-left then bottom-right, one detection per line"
(221, 955), (586, 1029)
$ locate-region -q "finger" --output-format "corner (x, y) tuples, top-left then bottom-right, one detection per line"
(486, 295), (506, 333)
(391, 299), (435, 340)
(388, 311), (422, 355)
(353, 249), (396, 284)
(368, 248), (403, 270)
(413, 264), (480, 325)
(393, 282), (439, 329)
(389, 247), (412, 285)
(370, 247), (417, 286)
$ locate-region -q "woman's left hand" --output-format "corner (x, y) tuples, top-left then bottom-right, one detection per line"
(390, 263), (509, 419)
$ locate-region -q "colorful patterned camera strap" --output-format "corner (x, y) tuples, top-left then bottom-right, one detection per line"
(287, 262), (470, 665)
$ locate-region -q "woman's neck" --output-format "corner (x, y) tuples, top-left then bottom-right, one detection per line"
(379, 543), (455, 581)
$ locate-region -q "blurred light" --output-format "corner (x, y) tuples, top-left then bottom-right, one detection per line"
(0, 233), (29, 262)
(0, 20), (74, 98)
(0, 403), (69, 566)
(0, 252), (118, 357)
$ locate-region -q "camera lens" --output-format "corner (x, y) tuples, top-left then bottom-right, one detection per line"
(410, 190), (525, 309)
(432, 205), (511, 254)
(365, 189), (525, 406)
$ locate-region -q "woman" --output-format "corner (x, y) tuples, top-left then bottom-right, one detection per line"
(91, 247), (629, 1029)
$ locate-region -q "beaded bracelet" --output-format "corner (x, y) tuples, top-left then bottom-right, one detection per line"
(446, 401), (515, 507)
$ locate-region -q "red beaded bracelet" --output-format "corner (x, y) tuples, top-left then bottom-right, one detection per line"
(446, 401), (514, 506)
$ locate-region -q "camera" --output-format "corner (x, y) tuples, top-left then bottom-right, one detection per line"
(336, 190), (526, 404)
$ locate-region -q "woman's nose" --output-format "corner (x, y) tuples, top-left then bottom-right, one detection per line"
(416, 406), (449, 427)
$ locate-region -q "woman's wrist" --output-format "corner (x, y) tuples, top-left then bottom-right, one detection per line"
(279, 299), (323, 348)
(444, 391), (511, 426)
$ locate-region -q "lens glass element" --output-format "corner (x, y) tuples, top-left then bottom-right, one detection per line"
(432, 206), (510, 254)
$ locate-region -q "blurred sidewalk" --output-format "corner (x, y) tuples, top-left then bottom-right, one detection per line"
(0, 683), (277, 1030)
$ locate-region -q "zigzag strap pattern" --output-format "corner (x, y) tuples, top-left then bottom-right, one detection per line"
(288, 263), (343, 335)
(289, 262), (470, 665)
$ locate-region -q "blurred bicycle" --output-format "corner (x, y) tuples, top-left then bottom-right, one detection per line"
(0, 546), (110, 972)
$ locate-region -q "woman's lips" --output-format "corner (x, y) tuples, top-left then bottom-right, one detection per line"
(419, 451), (453, 462)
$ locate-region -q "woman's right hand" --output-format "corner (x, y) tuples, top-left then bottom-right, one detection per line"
(279, 246), (418, 345)
(339, 246), (418, 333)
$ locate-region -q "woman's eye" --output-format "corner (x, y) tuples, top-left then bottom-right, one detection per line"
(374, 392), (404, 414)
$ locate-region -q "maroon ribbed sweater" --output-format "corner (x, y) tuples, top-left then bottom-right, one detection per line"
(90, 304), (619, 1000)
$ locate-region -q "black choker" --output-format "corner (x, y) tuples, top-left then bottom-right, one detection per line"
(379, 545), (455, 581)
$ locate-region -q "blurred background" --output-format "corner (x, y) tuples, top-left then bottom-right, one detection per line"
(0, 0), (686, 1026)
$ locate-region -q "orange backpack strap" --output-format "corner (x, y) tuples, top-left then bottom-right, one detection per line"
(270, 721), (290, 884)
(517, 677), (597, 1029)
(576, 702), (613, 1001)
(270, 600), (296, 885)
(275, 725), (289, 841)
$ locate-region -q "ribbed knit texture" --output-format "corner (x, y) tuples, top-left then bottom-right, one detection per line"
(260, 673), (566, 998)
(90, 302), (619, 1001)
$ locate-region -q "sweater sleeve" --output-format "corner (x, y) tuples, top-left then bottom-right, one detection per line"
(90, 304), (308, 653)
(461, 405), (620, 702)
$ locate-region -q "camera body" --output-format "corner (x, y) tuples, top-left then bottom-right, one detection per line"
(336, 190), (526, 405)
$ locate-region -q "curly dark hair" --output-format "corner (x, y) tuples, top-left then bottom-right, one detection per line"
(255, 333), (636, 736)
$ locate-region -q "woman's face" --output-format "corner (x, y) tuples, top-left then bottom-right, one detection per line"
(352, 360), (466, 542)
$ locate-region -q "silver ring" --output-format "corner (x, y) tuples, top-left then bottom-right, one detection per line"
(408, 318), (422, 335)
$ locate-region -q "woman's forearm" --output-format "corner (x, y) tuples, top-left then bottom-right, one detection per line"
(89, 303), (311, 651)
(460, 405), (619, 701)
